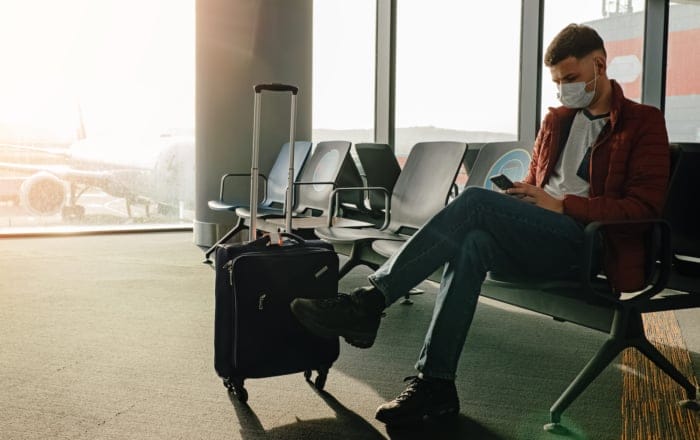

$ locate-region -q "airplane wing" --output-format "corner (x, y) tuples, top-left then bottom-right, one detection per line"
(0, 137), (194, 217)
(0, 162), (71, 175)
(0, 160), (151, 200)
(0, 142), (70, 158)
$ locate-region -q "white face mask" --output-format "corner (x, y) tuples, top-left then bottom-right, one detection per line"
(557, 63), (598, 109)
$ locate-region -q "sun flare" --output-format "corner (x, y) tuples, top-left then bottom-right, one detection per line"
(0, 0), (194, 143)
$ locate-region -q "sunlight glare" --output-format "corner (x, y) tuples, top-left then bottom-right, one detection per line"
(0, 0), (194, 143)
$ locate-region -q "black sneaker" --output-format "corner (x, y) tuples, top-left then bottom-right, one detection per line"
(290, 287), (383, 348)
(375, 376), (460, 426)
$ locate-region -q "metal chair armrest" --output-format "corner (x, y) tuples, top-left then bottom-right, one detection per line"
(582, 218), (672, 303)
(292, 180), (337, 187)
(219, 173), (268, 203)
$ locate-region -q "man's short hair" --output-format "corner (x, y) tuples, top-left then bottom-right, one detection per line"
(544, 24), (607, 67)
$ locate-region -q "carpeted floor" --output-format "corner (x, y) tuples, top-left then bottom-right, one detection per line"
(0, 232), (697, 439)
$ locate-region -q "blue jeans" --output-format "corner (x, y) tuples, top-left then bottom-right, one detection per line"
(368, 187), (586, 380)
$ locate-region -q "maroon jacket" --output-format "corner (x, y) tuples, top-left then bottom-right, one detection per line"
(524, 80), (670, 292)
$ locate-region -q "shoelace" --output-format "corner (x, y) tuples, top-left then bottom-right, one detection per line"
(316, 292), (387, 317)
(317, 293), (352, 310)
(394, 376), (423, 402)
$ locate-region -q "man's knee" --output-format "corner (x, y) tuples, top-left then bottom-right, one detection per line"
(456, 186), (500, 210)
(462, 229), (493, 252)
(460, 230), (497, 267)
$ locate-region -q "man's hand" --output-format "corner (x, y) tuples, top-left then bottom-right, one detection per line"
(507, 182), (564, 213)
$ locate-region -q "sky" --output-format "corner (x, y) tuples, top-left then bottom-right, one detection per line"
(0, 0), (194, 141)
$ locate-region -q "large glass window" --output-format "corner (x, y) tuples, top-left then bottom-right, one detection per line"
(312, 0), (376, 145)
(0, 0), (195, 233)
(541, 0), (646, 116)
(394, 0), (520, 178)
(665, 1), (700, 142)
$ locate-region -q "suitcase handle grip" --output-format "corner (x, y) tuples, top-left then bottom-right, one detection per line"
(254, 83), (299, 95)
(262, 231), (307, 247)
(279, 232), (305, 244)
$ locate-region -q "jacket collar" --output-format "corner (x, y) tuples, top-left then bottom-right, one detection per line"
(540, 80), (626, 186)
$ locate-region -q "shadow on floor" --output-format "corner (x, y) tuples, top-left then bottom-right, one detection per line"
(229, 380), (505, 440)
(384, 414), (503, 440)
(230, 383), (385, 439)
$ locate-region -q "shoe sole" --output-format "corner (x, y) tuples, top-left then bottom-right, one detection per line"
(290, 302), (376, 349)
(343, 335), (375, 349)
(375, 404), (459, 426)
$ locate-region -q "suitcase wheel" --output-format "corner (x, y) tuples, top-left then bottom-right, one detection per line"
(223, 377), (248, 403)
(303, 367), (328, 390)
(314, 369), (327, 390)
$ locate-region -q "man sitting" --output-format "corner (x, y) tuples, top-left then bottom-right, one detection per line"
(291, 23), (670, 426)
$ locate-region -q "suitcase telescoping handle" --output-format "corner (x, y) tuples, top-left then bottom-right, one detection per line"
(250, 83), (298, 241)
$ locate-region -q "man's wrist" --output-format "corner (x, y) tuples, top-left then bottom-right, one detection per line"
(556, 198), (565, 214)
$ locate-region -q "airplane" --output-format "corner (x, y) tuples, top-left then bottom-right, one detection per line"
(0, 131), (195, 221)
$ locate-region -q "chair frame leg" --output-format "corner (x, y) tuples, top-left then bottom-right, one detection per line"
(545, 307), (698, 432)
(632, 334), (697, 401)
(338, 241), (379, 280)
(546, 336), (625, 430)
(202, 218), (245, 264)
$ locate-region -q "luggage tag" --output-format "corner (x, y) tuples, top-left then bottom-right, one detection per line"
(267, 229), (283, 246)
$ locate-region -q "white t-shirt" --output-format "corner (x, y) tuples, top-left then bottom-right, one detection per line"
(544, 109), (609, 198)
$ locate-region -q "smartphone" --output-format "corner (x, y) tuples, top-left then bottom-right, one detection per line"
(489, 174), (515, 190)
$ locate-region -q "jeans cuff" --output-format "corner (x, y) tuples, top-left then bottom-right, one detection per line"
(415, 364), (456, 381)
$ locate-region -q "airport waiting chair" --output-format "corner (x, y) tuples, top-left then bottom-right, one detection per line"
(370, 141), (532, 278)
(314, 141), (468, 280)
(235, 140), (368, 238)
(354, 143), (402, 218)
(479, 144), (700, 433)
(461, 142), (484, 176)
(315, 143), (398, 225)
(203, 141), (312, 263)
(464, 141), (532, 189)
(664, 144), (700, 294)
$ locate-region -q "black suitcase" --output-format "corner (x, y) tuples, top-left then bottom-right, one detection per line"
(213, 83), (340, 403)
(214, 234), (340, 402)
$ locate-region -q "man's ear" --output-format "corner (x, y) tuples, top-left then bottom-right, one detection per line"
(595, 56), (607, 76)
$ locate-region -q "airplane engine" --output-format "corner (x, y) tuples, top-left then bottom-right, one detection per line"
(19, 171), (67, 216)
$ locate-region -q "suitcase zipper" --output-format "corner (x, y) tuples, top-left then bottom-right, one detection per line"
(231, 274), (240, 369)
(226, 247), (333, 287)
(224, 260), (234, 286)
